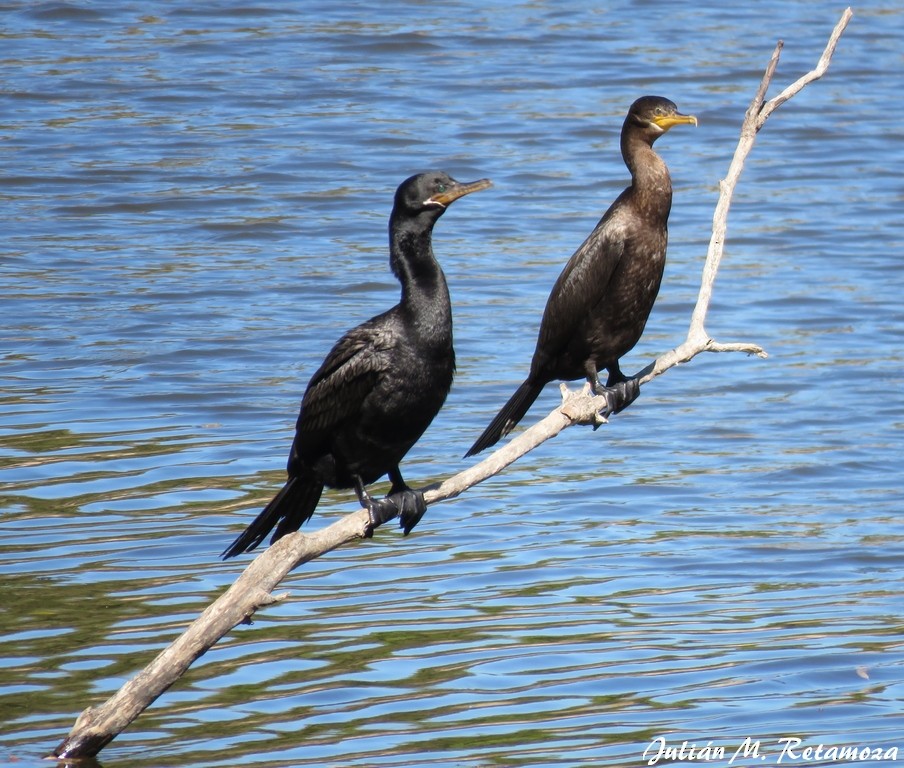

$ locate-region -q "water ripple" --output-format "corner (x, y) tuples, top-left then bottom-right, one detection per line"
(3, 1), (903, 767)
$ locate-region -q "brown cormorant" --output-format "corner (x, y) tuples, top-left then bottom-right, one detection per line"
(223, 172), (491, 559)
(466, 96), (696, 457)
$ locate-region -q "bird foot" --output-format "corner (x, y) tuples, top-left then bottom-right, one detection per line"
(592, 377), (640, 427)
(394, 488), (427, 535)
(358, 488), (427, 537)
(361, 495), (394, 538)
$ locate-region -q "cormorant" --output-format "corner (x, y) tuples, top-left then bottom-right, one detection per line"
(223, 171), (491, 559)
(466, 96), (696, 457)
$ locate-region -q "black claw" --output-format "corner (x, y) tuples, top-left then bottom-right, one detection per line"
(613, 376), (640, 414)
(364, 496), (400, 537)
(354, 474), (426, 538)
(592, 376), (640, 421)
(396, 489), (427, 535)
(363, 509), (377, 539)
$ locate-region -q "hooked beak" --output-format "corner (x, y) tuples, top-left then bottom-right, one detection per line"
(653, 112), (698, 131)
(427, 178), (493, 208)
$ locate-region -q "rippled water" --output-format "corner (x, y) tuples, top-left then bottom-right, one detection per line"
(2, 2), (903, 767)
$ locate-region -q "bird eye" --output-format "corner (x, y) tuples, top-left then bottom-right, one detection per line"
(436, 184), (447, 193)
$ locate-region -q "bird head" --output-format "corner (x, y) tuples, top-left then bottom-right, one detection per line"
(395, 172), (492, 218)
(628, 96), (697, 136)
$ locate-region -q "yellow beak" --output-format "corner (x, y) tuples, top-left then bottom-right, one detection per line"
(654, 113), (698, 131)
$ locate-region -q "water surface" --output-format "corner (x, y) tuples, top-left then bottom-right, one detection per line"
(2, 2), (903, 766)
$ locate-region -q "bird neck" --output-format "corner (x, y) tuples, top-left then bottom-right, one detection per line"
(621, 130), (672, 220)
(389, 219), (453, 338)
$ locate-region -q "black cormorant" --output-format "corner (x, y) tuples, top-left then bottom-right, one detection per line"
(223, 171), (491, 559)
(466, 96), (696, 457)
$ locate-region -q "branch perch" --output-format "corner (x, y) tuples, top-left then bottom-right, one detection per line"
(51, 9), (852, 760)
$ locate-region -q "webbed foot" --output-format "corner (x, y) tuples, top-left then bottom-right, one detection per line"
(353, 476), (427, 537)
(592, 376), (640, 424)
(362, 495), (399, 538)
(394, 488), (427, 535)
(386, 468), (427, 535)
(354, 476), (393, 538)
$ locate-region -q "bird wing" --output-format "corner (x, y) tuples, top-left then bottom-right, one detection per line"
(296, 316), (395, 436)
(535, 209), (627, 356)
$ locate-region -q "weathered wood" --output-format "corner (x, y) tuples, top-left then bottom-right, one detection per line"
(51, 9), (852, 759)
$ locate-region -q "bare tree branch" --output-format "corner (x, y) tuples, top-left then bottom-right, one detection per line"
(51, 9), (853, 760)
(758, 8), (854, 125)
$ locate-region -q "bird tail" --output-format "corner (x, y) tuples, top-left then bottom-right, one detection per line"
(465, 380), (544, 457)
(221, 474), (323, 559)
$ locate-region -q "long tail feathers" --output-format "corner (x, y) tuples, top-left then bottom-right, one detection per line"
(465, 380), (544, 457)
(221, 475), (323, 559)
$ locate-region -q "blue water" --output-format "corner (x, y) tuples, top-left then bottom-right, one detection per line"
(2, 2), (903, 767)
